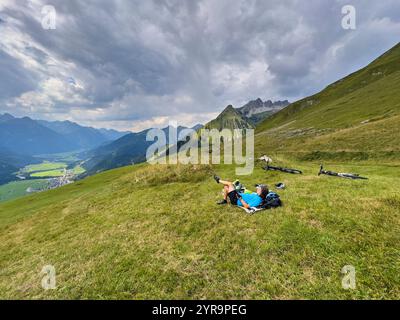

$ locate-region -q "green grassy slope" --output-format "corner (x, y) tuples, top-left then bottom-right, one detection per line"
(0, 180), (49, 203)
(255, 43), (400, 158)
(0, 161), (399, 299)
(247, 110), (275, 125)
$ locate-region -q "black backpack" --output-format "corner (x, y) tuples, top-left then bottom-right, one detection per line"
(261, 191), (282, 209)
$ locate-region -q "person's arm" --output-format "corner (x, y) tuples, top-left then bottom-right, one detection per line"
(239, 197), (250, 209)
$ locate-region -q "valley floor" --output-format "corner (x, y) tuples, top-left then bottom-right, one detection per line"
(0, 158), (86, 203)
(0, 159), (399, 299)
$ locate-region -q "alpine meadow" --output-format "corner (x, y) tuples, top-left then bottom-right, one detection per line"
(0, 1), (399, 303)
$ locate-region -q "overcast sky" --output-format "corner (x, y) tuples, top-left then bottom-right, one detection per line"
(0, 0), (399, 131)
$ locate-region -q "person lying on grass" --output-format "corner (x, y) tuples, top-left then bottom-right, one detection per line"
(214, 175), (268, 209)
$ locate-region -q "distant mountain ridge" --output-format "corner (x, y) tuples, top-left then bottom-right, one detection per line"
(237, 98), (289, 116)
(237, 98), (289, 124)
(204, 105), (255, 131)
(0, 114), (76, 155)
(0, 149), (40, 184)
(0, 113), (129, 155)
(201, 98), (289, 133)
(0, 113), (15, 122)
(82, 125), (200, 175)
(38, 119), (128, 150)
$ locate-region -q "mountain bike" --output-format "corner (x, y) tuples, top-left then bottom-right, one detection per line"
(263, 161), (303, 174)
(318, 165), (368, 180)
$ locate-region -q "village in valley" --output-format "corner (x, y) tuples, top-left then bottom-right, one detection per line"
(0, 158), (85, 203)
(38, 169), (75, 192)
(21, 163), (83, 194)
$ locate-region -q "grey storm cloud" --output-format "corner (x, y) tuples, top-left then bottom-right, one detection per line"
(0, 0), (399, 131)
(0, 50), (37, 98)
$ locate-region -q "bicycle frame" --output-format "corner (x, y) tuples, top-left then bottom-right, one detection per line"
(318, 165), (368, 180)
(263, 161), (303, 174)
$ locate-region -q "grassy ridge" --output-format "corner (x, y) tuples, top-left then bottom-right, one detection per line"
(0, 161), (399, 299)
(258, 43), (400, 132)
(255, 43), (400, 156)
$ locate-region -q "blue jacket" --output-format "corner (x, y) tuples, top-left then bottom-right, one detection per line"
(237, 192), (262, 207)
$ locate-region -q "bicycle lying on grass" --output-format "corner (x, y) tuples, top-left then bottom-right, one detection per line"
(262, 160), (303, 175)
(318, 164), (368, 180)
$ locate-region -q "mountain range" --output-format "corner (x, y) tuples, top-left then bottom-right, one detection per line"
(37, 119), (128, 150)
(81, 99), (287, 175)
(204, 105), (255, 131)
(0, 113), (128, 155)
(94, 42), (399, 170)
(200, 99), (289, 133)
(237, 98), (289, 124)
(0, 114), (128, 184)
(0, 114), (75, 155)
(0, 148), (39, 184)
(82, 125), (202, 175)
(0, 96), (286, 182)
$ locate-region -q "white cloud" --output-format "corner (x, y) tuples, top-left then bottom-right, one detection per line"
(211, 60), (275, 105)
(0, 0), (399, 131)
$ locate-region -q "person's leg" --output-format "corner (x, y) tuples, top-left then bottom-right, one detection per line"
(219, 179), (231, 186)
(223, 185), (229, 200)
(217, 180), (235, 205)
(221, 180), (235, 193)
(217, 185), (229, 205)
(222, 182), (237, 205)
(214, 176), (235, 192)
